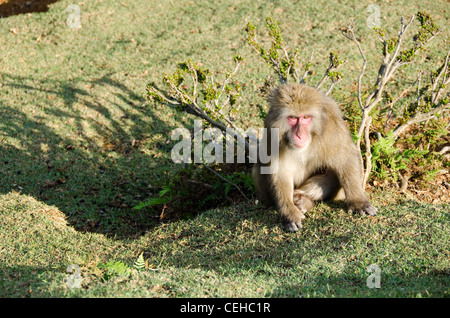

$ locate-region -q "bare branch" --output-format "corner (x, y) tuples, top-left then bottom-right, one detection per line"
(385, 16), (415, 72)
(215, 59), (243, 108)
(316, 52), (345, 91)
(147, 85), (182, 107)
(430, 48), (450, 103)
(392, 102), (449, 139)
(326, 82), (336, 96)
(325, 77), (342, 96)
(342, 22), (366, 112)
(343, 14), (424, 186)
(383, 75), (421, 130)
(391, 47), (450, 139)
(300, 49), (314, 83)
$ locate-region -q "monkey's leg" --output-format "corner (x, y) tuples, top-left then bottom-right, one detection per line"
(293, 172), (341, 214)
(295, 172), (341, 201)
(252, 165), (272, 205)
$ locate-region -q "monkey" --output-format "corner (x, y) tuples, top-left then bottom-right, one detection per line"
(252, 83), (377, 232)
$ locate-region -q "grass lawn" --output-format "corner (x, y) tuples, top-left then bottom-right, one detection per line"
(0, 0), (448, 298)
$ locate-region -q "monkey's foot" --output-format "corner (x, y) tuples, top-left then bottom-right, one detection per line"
(293, 194), (314, 214)
(359, 204), (378, 216)
(283, 221), (302, 233)
(350, 202), (378, 216)
(282, 212), (305, 233)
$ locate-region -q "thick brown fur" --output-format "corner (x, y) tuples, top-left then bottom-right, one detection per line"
(253, 83), (377, 232)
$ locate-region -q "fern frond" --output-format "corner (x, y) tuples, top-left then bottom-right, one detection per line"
(133, 252), (146, 271)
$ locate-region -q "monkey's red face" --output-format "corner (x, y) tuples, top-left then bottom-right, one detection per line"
(287, 115), (312, 148)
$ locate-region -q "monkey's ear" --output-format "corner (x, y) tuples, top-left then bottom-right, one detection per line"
(268, 85), (281, 105)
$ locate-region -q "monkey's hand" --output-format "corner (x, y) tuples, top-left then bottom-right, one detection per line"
(349, 201), (378, 216)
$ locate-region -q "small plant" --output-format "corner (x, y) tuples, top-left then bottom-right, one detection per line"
(246, 17), (345, 94)
(97, 260), (132, 282)
(222, 171), (254, 196)
(371, 132), (428, 182)
(134, 165), (253, 220)
(133, 252), (146, 271)
(246, 17), (297, 84)
(133, 181), (175, 210)
(342, 11), (448, 187)
(147, 57), (245, 135)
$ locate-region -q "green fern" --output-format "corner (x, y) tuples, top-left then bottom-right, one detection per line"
(133, 252), (146, 271)
(133, 182), (175, 210)
(98, 260), (132, 282)
(371, 132), (428, 181)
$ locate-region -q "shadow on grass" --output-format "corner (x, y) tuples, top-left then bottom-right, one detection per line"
(0, 265), (448, 297)
(0, 72), (184, 238)
(1, 198), (448, 297)
(265, 267), (450, 297)
(0, 0), (59, 18)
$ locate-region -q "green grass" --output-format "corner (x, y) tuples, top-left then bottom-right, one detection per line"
(1, 192), (448, 297)
(0, 0), (448, 298)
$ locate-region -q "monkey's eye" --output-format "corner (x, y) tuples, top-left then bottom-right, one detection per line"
(287, 116), (298, 126)
(300, 116), (312, 124)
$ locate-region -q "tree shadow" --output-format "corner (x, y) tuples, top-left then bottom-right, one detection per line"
(0, 72), (182, 238)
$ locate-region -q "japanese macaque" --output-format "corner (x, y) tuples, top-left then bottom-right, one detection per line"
(253, 83), (377, 232)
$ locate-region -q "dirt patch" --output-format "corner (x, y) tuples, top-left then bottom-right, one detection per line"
(0, 0), (58, 18)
